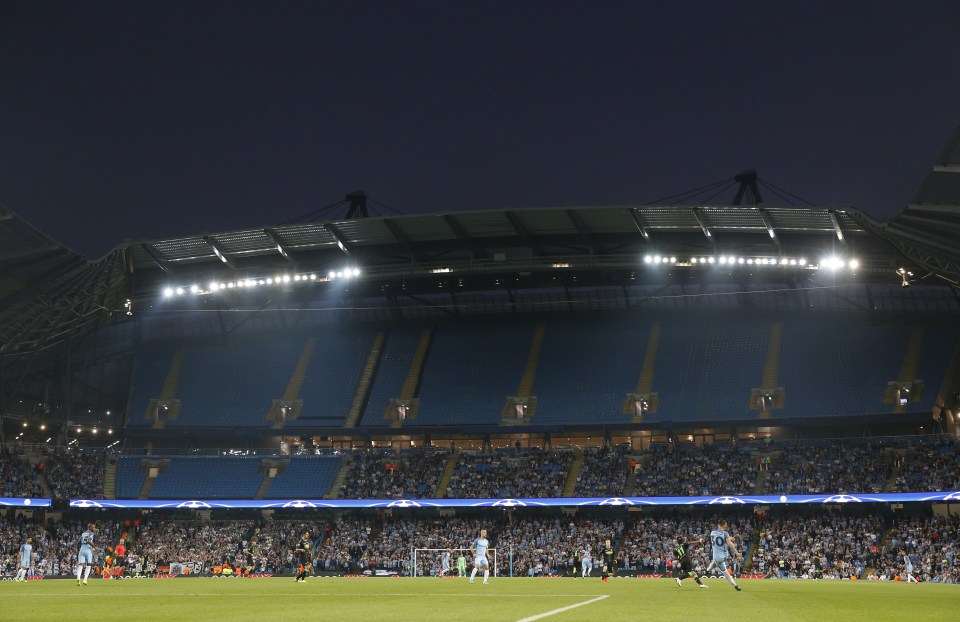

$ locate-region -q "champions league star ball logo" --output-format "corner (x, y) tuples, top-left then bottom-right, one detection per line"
(941, 492), (960, 502)
(708, 496), (747, 505)
(281, 500), (318, 508)
(176, 500), (213, 509)
(598, 497), (635, 506)
(73, 500), (105, 508)
(822, 495), (862, 504)
(491, 499), (528, 507)
(385, 499), (422, 508)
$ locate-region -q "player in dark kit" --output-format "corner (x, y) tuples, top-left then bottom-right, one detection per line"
(600, 539), (616, 582)
(294, 531), (312, 582)
(813, 554), (824, 582)
(674, 538), (708, 589)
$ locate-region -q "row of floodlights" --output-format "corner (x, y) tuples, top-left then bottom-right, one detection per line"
(15, 421), (113, 435)
(162, 269), (362, 297)
(643, 255), (859, 270)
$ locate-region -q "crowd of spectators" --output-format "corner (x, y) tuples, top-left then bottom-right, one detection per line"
(892, 441), (960, 493)
(316, 516), (375, 572)
(871, 514), (960, 583)
(618, 514), (753, 574)
(497, 517), (622, 576)
(633, 444), (758, 497)
(47, 449), (105, 500)
(750, 513), (883, 579)
(574, 445), (630, 497)
(1, 515), (117, 577)
(4, 509), (959, 582)
(339, 449), (449, 499)
(0, 447), (44, 498)
(767, 441), (890, 495)
(445, 449), (573, 498)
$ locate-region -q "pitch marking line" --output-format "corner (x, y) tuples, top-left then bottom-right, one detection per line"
(515, 595), (609, 622)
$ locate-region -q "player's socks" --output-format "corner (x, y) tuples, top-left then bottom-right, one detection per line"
(83, 566), (91, 582)
(676, 577), (682, 587)
(483, 569), (489, 584)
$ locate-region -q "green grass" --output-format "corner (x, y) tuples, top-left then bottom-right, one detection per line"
(2, 576), (955, 621)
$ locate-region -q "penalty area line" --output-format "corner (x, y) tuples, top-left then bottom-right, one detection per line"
(515, 595), (609, 622)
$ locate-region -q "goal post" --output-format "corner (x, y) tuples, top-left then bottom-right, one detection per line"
(412, 548), (498, 578)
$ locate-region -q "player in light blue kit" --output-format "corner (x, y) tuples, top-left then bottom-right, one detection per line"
(469, 529), (490, 585)
(15, 537), (33, 582)
(440, 548), (451, 577)
(580, 545), (593, 578)
(710, 520), (742, 591)
(77, 523), (97, 586)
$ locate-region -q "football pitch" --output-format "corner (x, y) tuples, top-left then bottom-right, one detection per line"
(2, 576), (954, 621)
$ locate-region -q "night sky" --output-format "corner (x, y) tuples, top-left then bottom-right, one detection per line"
(2, 0), (959, 259)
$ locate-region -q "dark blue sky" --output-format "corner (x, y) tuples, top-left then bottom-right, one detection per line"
(2, 0), (959, 259)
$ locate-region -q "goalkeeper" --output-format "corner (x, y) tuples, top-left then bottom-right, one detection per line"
(457, 552), (467, 577)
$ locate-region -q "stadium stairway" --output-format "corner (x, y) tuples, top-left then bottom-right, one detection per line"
(344, 331), (386, 428)
(326, 455), (354, 499)
(862, 523), (895, 579)
(435, 451), (459, 497)
(631, 320), (661, 423)
(623, 453), (649, 495)
(742, 529), (762, 573)
(103, 459), (117, 499)
(24, 451), (54, 498)
(891, 325), (925, 414)
(561, 450), (584, 497)
(392, 328), (433, 427)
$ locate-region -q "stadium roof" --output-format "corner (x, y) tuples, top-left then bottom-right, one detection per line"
(0, 207), (127, 356)
(881, 119), (960, 287)
(3, 119), (960, 356)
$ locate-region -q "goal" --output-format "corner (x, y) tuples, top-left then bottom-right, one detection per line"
(412, 548), (498, 578)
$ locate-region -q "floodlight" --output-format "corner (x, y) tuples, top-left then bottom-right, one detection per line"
(643, 255), (652, 264)
(282, 275), (291, 283)
(309, 274), (317, 280)
(266, 278), (273, 284)
(189, 284), (199, 294)
(175, 287), (185, 295)
(849, 259), (860, 270)
(669, 257), (676, 263)
(336, 271), (344, 278)
(707, 257), (715, 264)
(163, 288), (174, 297)
(352, 268), (361, 276)
(328, 270), (336, 279)
(719, 256), (727, 264)
(737, 257), (745, 264)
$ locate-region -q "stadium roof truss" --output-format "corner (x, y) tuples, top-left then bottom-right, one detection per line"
(126, 204), (885, 283)
(0, 208), (129, 357)
(7, 116), (960, 357)
(878, 120), (960, 287)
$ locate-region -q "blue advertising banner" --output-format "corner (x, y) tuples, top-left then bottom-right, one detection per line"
(69, 491), (960, 510)
(0, 497), (52, 508)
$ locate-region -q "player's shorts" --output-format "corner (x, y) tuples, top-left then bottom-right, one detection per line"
(20, 560), (31, 569)
(474, 556), (489, 568)
(78, 546), (94, 565)
(582, 560), (592, 569)
(712, 556), (729, 573)
(442, 562), (450, 571)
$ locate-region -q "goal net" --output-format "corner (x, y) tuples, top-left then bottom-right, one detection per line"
(412, 548), (498, 578)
